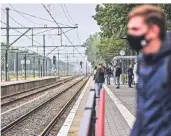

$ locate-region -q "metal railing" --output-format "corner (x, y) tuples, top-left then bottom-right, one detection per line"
(78, 89), (96, 136)
(78, 88), (105, 136)
(95, 88), (105, 136)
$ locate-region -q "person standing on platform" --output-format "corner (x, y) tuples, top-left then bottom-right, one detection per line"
(113, 66), (117, 85)
(115, 65), (122, 89)
(106, 65), (112, 85)
(126, 65), (134, 88)
(103, 65), (107, 83)
(127, 5), (171, 136)
(93, 66), (97, 89)
(95, 64), (105, 97)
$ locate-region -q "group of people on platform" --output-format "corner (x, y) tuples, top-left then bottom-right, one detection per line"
(93, 62), (138, 96)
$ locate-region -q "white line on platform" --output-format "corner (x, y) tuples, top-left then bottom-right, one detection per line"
(104, 84), (135, 128)
(57, 77), (92, 136)
(1, 92), (48, 115)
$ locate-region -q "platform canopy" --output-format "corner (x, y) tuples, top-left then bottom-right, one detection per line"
(111, 56), (137, 66)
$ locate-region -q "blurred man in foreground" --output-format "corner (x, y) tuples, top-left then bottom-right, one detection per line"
(127, 5), (171, 136)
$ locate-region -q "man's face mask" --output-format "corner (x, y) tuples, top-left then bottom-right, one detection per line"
(127, 32), (150, 52)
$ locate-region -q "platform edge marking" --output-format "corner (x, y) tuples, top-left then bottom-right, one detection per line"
(103, 84), (135, 128)
(57, 77), (92, 136)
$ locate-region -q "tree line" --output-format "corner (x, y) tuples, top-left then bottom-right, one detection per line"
(85, 4), (171, 66)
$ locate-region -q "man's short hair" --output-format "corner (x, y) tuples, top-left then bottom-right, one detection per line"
(128, 5), (166, 40)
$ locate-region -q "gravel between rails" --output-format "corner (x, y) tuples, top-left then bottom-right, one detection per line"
(1, 76), (83, 129)
(1, 77), (75, 113)
(2, 78), (87, 136)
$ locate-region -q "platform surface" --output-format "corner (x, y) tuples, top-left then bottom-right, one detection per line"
(57, 78), (137, 136)
(104, 83), (136, 136)
(57, 77), (93, 136)
(1, 76), (70, 86)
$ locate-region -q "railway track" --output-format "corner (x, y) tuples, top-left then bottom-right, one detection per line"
(1, 76), (83, 129)
(1, 76), (75, 108)
(39, 78), (88, 136)
(1, 77), (88, 136)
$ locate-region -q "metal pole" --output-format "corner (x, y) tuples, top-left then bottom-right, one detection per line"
(16, 52), (18, 80)
(86, 61), (87, 76)
(41, 66), (42, 77)
(38, 58), (40, 78)
(58, 52), (59, 76)
(60, 28), (62, 46)
(5, 7), (10, 81)
(13, 59), (15, 78)
(67, 55), (68, 76)
(33, 56), (35, 78)
(46, 59), (47, 76)
(24, 54), (26, 79)
(122, 60), (124, 84)
(32, 28), (33, 46)
(43, 34), (45, 77)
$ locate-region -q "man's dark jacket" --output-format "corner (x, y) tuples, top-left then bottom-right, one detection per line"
(106, 67), (112, 74)
(95, 68), (105, 83)
(115, 67), (122, 77)
(130, 37), (171, 136)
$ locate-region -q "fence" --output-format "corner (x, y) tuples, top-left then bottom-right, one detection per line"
(78, 88), (105, 136)
(1, 51), (75, 81)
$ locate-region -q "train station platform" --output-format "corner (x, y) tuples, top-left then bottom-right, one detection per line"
(1, 76), (71, 96)
(57, 77), (93, 136)
(103, 84), (136, 136)
(1, 76), (70, 86)
(57, 77), (137, 136)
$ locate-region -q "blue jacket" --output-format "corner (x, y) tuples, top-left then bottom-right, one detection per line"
(130, 38), (171, 136)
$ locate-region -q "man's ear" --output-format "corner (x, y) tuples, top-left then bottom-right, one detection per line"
(149, 24), (160, 39)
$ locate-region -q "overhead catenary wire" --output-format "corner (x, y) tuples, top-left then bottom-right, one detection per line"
(42, 4), (84, 58)
(1, 8), (72, 27)
(60, 4), (74, 26)
(33, 28), (55, 36)
(62, 4), (83, 56)
(63, 4), (76, 25)
(9, 4), (45, 26)
(76, 28), (82, 44)
(1, 10), (43, 46)
(0, 20), (6, 25)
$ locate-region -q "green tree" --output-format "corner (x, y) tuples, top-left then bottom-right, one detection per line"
(89, 4), (171, 65)
(93, 4), (171, 39)
(84, 33), (103, 66)
(84, 33), (127, 65)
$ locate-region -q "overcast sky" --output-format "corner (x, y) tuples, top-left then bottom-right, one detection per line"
(1, 4), (100, 63)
